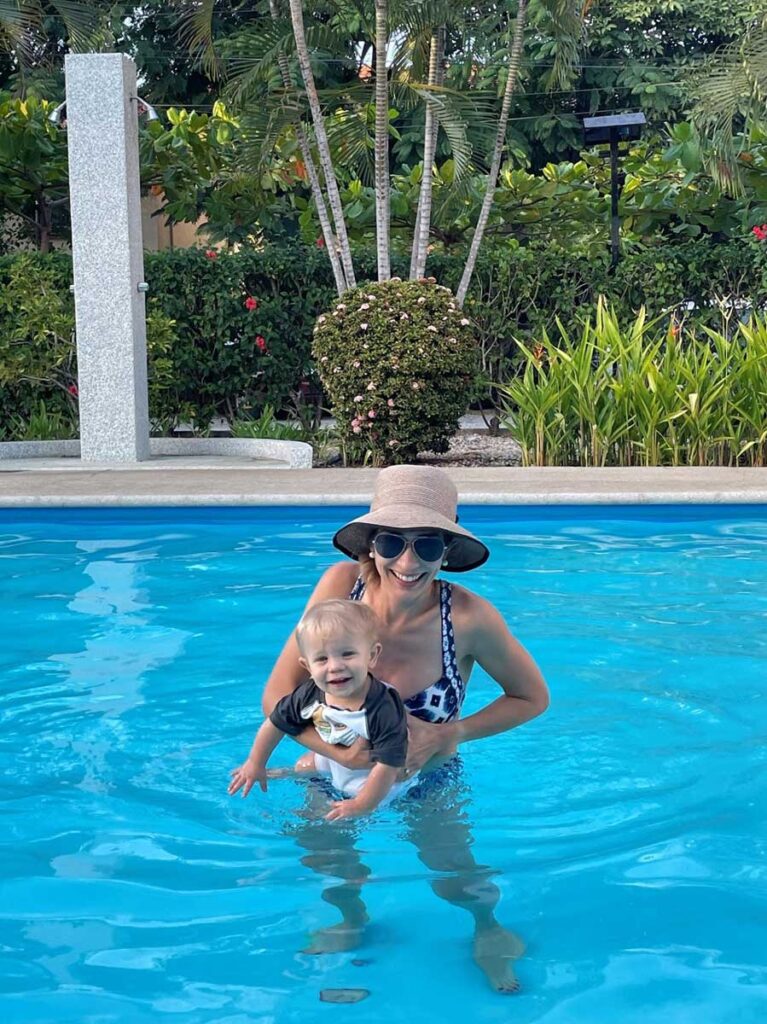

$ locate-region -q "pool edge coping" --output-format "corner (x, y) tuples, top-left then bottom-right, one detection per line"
(2, 466), (767, 507)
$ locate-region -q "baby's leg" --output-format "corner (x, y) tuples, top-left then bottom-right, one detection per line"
(294, 752), (318, 774)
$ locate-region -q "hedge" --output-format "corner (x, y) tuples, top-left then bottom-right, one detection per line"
(1, 238), (765, 437)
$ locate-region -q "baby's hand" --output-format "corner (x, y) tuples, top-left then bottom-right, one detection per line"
(228, 759), (267, 798)
(325, 798), (370, 822)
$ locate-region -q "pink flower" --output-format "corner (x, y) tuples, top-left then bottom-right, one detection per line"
(354, 394), (363, 402)
(366, 382), (376, 391)
(316, 236), (326, 248)
(368, 410), (376, 419)
(353, 425), (362, 434)
(245, 296), (259, 311)
(752, 224), (767, 241)
(353, 360), (361, 368)
(67, 383), (78, 397)
(205, 249), (218, 260)
(387, 398), (395, 408)
(255, 335), (268, 353)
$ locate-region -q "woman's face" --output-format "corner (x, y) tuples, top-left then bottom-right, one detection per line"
(370, 528), (447, 592)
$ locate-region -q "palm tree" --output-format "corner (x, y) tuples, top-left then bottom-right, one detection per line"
(410, 24), (444, 279)
(288, 0), (357, 288)
(690, 14), (767, 192)
(178, 0), (582, 301)
(269, 0), (348, 294)
(374, 0), (390, 279)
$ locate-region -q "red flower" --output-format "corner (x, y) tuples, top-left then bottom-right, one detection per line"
(752, 225), (767, 241)
(316, 236), (325, 248)
(205, 249), (218, 260)
(245, 296), (259, 311)
(255, 335), (268, 354)
(67, 383), (78, 397)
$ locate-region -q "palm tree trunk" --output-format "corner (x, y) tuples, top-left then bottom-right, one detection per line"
(269, 0), (347, 295)
(374, 0), (391, 280)
(411, 25), (445, 279)
(456, 0), (527, 307)
(288, 0), (356, 288)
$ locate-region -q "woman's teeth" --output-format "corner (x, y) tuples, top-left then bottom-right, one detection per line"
(392, 570), (422, 582)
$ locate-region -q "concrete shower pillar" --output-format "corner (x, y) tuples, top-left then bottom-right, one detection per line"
(65, 53), (150, 462)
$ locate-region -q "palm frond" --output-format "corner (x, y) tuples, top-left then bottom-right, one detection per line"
(690, 16), (767, 192)
(176, 0), (220, 79)
(326, 107), (376, 184)
(48, 0), (101, 51)
(238, 95), (307, 173)
(220, 21), (298, 103)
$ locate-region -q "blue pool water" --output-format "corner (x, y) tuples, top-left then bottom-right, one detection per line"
(1, 505), (766, 1024)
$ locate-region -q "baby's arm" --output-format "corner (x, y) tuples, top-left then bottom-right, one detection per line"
(325, 762), (399, 821)
(228, 719), (284, 797)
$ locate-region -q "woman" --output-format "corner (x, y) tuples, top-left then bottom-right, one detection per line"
(254, 465), (549, 992)
(261, 464), (549, 774)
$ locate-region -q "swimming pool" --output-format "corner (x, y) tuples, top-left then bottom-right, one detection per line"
(1, 505), (766, 1024)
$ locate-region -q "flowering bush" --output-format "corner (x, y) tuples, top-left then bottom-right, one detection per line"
(312, 279), (479, 465)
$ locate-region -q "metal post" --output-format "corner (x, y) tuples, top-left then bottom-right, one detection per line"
(610, 133), (620, 267)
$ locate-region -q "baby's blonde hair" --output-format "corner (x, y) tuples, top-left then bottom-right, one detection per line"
(295, 598), (379, 654)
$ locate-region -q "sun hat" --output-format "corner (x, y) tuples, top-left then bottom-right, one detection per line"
(332, 465), (489, 573)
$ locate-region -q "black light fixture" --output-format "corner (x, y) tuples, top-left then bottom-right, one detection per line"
(583, 112), (646, 266)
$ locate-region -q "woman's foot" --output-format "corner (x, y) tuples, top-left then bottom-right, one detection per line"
(302, 921), (367, 955)
(472, 924), (525, 994)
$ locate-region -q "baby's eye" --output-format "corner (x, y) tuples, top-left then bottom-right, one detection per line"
(314, 656), (328, 664)
(342, 650), (357, 658)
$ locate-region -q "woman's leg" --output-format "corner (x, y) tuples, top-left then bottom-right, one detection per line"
(402, 764), (525, 993)
(287, 784), (372, 954)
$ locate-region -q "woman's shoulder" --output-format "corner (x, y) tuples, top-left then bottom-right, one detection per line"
(312, 560), (361, 599)
(446, 580), (508, 635)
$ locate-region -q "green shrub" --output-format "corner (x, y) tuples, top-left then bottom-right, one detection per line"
(1, 239), (765, 441)
(0, 252), (175, 440)
(313, 279), (479, 465)
(499, 299), (767, 467)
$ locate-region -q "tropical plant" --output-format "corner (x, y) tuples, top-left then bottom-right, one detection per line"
(690, 12), (767, 190)
(499, 299), (767, 467)
(0, 250), (176, 439)
(178, 0), (584, 301)
(0, 93), (69, 251)
(0, 1), (100, 92)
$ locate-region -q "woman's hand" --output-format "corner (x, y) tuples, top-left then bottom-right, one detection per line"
(404, 716), (458, 774)
(333, 735), (373, 770)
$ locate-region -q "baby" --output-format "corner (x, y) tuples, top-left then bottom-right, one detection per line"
(228, 599), (415, 821)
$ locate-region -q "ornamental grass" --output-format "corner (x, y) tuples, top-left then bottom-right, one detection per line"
(500, 299), (767, 467)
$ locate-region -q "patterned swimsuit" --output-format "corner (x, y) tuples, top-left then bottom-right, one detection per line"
(349, 577), (466, 723)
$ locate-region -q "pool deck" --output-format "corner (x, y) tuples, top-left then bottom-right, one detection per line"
(1, 465), (767, 507)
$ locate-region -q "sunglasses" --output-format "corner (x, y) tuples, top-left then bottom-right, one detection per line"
(372, 531), (447, 563)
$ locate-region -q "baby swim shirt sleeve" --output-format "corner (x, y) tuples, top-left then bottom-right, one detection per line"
(365, 678), (408, 768)
(269, 680), (319, 736)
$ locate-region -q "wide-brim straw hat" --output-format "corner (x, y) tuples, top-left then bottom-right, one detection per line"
(332, 465), (489, 573)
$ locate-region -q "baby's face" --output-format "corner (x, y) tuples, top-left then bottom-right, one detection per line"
(300, 625), (380, 701)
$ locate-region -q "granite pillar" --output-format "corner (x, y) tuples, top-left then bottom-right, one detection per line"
(65, 53), (150, 462)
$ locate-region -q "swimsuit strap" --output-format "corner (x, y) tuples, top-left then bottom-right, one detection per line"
(438, 581), (464, 709)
